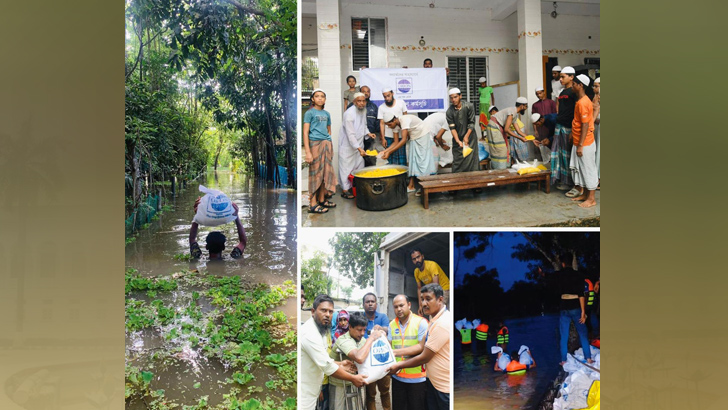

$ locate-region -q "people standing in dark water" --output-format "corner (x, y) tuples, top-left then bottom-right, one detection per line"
(189, 200), (246, 259)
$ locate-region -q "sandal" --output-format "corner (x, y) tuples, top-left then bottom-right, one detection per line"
(415, 189), (422, 197)
(341, 191), (355, 199)
(321, 200), (337, 208)
(308, 204), (329, 214)
(565, 188), (583, 198)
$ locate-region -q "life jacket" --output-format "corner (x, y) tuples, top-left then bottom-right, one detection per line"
(584, 279), (595, 307)
(506, 360), (527, 375)
(390, 314), (427, 379)
(475, 323), (489, 341)
(497, 326), (509, 345)
(459, 328), (472, 344)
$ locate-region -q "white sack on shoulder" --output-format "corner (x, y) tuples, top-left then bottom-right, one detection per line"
(192, 185), (237, 226)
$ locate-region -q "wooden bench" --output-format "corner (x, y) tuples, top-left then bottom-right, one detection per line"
(417, 169), (551, 209)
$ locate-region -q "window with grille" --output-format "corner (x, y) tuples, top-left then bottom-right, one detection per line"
(447, 56), (488, 115)
(352, 18), (387, 70)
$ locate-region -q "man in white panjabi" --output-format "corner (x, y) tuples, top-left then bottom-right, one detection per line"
(338, 93), (376, 199)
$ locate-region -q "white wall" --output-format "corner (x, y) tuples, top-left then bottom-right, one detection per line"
(302, 5), (600, 90)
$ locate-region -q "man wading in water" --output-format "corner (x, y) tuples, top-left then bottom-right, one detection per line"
(189, 199), (247, 259)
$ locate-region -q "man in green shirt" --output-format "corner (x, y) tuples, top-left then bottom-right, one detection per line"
(478, 77), (495, 120)
(330, 312), (385, 410)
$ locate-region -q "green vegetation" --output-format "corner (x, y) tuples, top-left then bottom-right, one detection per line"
(125, 0), (297, 235)
(125, 269), (296, 408)
(328, 232), (388, 288)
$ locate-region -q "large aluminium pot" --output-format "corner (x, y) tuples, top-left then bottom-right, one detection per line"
(352, 165), (408, 211)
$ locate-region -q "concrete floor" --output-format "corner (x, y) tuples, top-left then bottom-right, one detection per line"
(302, 184), (600, 228)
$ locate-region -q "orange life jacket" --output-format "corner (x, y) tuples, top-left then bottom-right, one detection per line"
(497, 326), (509, 345)
(475, 323), (489, 341)
(584, 279), (595, 307)
(506, 360), (527, 374)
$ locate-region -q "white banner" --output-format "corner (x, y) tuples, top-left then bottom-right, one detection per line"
(360, 68), (448, 113)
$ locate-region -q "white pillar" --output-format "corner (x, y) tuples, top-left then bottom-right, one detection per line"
(316, 0), (343, 184)
(517, 0), (543, 134)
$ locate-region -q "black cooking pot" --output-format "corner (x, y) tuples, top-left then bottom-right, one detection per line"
(353, 165), (408, 211)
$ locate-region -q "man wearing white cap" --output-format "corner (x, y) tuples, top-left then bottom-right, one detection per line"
(339, 93), (376, 199)
(532, 87), (557, 163)
(550, 65), (563, 101)
(491, 97), (531, 164)
(377, 88), (409, 166)
(478, 77), (495, 120)
(552, 66), (577, 191)
(530, 113), (556, 164)
(381, 112), (438, 195)
(568, 74), (598, 208)
(446, 88), (479, 174)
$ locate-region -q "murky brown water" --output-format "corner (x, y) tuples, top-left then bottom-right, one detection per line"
(125, 172), (296, 284)
(125, 171), (297, 407)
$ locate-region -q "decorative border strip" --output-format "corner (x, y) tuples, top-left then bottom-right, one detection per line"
(518, 30), (542, 39)
(543, 48), (600, 55)
(338, 44), (600, 55)
(318, 23), (338, 30)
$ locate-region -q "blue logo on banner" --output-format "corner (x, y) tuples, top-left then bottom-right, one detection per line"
(210, 195), (229, 211)
(397, 78), (413, 94)
(372, 339), (391, 363)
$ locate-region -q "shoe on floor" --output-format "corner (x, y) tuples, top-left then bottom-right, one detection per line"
(556, 183), (570, 191)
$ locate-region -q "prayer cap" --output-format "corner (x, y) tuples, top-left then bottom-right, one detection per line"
(576, 74), (591, 87)
(552, 65), (562, 72)
(489, 106), (498, 113)
(594, 77), (600, 84)
(353, 92), (365, 99)
(516, 96), (528, 105)
(531, 113), (542, 123)
(535, 86), (544, 92)
(382, 87), (393, 93)
(478, 77), (487, 83)
(383, 112), (396, 122)
(449, 88), (461, 95)
(311, 88), (326, 97)
(561, 66), (575, 75)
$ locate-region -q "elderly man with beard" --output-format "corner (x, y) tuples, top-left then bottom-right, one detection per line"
(339, 93), (376, 199)
(446, 88), (479, 174)
(347, 85), (380, 167)
(386, 284), (451, 410)
(377, 88), (409, 166)
(388, 295), (429, 410)
(301, 295), (369, 410)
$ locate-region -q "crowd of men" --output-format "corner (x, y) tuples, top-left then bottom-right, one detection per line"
(303, 59), (600, 212)
(300, 250), (451, 410)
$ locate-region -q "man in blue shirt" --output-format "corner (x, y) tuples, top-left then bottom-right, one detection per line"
(362, 292), (391, 410)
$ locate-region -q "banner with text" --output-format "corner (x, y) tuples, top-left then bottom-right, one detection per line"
(360, 68), (448, 113)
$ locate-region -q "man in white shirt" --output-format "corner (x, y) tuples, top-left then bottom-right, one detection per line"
(377, 88), (408, 166)
(551, 65), (563, 102)
(300, 295), (368, 410)
(381, 112), (439, 194)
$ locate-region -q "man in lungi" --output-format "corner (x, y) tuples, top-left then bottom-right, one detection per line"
(303, 89), (337, 214)
(552, 66), (577, 192)
(381, 112), (438, 196)
(490, 97), (531, 166)
(377, 88), (409, 165)
(339, 93), (376, 199)
(484, 105), (510, 169)
(569, 75), (598, 208)
(446, 88), (479, 174)
(532, 86), (557, 164)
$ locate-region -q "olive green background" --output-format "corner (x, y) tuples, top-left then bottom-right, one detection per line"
(0, 0), (726, 409)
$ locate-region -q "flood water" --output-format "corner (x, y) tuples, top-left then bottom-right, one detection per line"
(454, 315), (561, 410)
(125, 171), (296, 284)
(125, 171), (297, 407)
